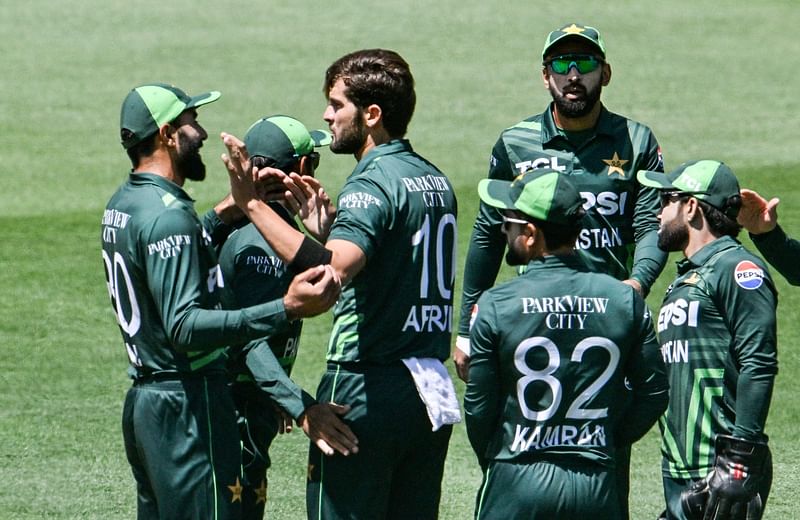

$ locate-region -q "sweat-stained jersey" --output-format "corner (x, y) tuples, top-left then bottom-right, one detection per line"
(217, 205), (313, 419)
(459, 104), (666, 340)
(100, 173), (289, 379)
(465, 255), (668, 469)
(657, 236), (778, 480)
(325, 139), (457, 364)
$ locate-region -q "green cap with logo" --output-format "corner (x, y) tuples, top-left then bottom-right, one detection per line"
(120, 83), (221, 149)
(244, 115), (332, 170)
(542, 23), (606, 59)
(478, 169), (585, 225)
(637, 160), (742, 219)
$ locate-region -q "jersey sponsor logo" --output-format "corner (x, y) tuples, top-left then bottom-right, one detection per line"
(734, 260), (764, 290)
(580, 191), (629, 216)
(146, 234), (191, 259)
(244, 254), (285, 276)
(656, 298), (699, 332)
(510, 423), (607, 452)
(339, 192), (382, 209)
(514, 156), (567, 174)
(520, 295), (609, 330)
(401, 174), (453, 208)
(101, 209), (132, 244)
(402, 304), (453, 333)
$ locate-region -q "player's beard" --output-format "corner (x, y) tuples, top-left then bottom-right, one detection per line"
(175, 129), (206, 182)
(550, 82), (602, 119)
(330, 112), (367, 155)
(657, 217), (689, 252)
(504, 241), (529, 266)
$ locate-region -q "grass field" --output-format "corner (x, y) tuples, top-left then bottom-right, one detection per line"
(2, 0), (800, 518)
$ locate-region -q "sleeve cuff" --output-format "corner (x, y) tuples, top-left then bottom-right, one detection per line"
(456, 335), (471, 356)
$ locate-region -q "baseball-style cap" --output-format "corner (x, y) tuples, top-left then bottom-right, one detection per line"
(120, 83), (221, 149)
(244, 115), (332, 170)
(542, 23), (606, 59)
(637, 160), (741, 219)
(478, 169), (584, 225)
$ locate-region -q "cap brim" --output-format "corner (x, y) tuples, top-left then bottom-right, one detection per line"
(187, 91), (221, 109)
(478, 179), (516, 210)
(309, 129), (332, 147)
(636, 169), (676, 190)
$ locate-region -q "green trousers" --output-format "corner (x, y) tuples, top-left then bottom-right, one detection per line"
(122, 375), (242, 520)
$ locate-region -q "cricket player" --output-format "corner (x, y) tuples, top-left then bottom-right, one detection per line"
(218, 115), (357, 519)
(736, 188), (800, 285)
(465, 168), (668, 519)
(637, 160), (778, 520)
(221, 49), (460, 519)
(456, 22), (666, 380)
(102, 83), (340, 519)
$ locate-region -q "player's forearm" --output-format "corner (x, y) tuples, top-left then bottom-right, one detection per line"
(244, 200), (306, 265)
(750, 225), (800, 286)
(630, 229), (667, 295)
(169, 299), (288, 353)
(458, 214), (505, 337)
(732, 371), (775, 442)
(244, 341), (317, 419)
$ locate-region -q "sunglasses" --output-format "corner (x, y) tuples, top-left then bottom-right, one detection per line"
(659, 191), (694, 208)
(501, 215), (531, 232)
(544, 54), (603, 75)
(253, 151), (320, 171)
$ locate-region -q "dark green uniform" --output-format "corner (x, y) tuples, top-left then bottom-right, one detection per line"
(465, 255), (668, 519)
(459, 104), (666, 341)
(218, 204), (315, 520)
(750, 225), (800, 286)
(101, 173), (290, 519)
(306, 139), (457, 519)
(656, 236), (778, 519)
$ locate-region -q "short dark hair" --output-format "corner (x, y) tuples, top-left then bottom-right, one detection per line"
(698, 199), (742, 238)
(520, 207), (584, 250)
(323, 49), (416, 138)
(124, 130), (157, 168)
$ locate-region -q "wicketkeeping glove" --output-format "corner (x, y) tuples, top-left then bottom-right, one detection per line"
(680, 434), (769, 520)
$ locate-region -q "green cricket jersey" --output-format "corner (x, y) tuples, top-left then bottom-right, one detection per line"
(459, 104), (666, 340)
(101, 173), (289, 378)
(326, 139), (457, 364)
(750, 225), (800, 286)
(218, 205), (314, 419)
(657, 236), (778, 480)
(465, 255), (668, 469)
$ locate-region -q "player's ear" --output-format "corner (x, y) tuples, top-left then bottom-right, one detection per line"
(541, 65), (550, 88)
(364, 104), (382, 129)
(158, 123), (176, 147)
(297, 155), (313, 177)
(601, 62), (612, 86)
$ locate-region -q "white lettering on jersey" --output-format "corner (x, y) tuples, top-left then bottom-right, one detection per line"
(402, 304), (453, 332)
(146, 234), (192, 259)
(581, 191), (628, 216)
(660, 340), (690, 364)
(339, 192), (382, 209)
(510, 422), (607, 452)
(245, 255), (285, 276)
(102, 209), (132, 244)
(515, 157), (567, 174)
(656, 298), (700, 333)
(520, 296), (608, 330)
(575, 227), (623, 250)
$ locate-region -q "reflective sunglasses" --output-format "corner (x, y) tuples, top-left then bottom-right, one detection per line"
(545, 54), (603, 75)
(501, 215), (531, 232)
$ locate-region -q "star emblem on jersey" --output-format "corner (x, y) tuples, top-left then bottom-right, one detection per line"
(228, 477), (243, 503)
(603, 152), (629, 177)
(562, 23), (585, 35)
(684, 272), (701, 285)
(254, 479), (268, 505)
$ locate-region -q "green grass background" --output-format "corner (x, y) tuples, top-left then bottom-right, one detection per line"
(2, 0), (799, 517)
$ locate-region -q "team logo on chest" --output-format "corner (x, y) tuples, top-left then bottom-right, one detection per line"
(734, 260), (764, 290)
(602, 152), (629, 178)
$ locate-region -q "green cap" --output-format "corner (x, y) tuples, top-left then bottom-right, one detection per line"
(637, 160), (741, 219)
(120, 83), (221, 149)
(478, 169), (584, 225)
(244, 115), (332, 170)
(542, 23), (606, 59)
